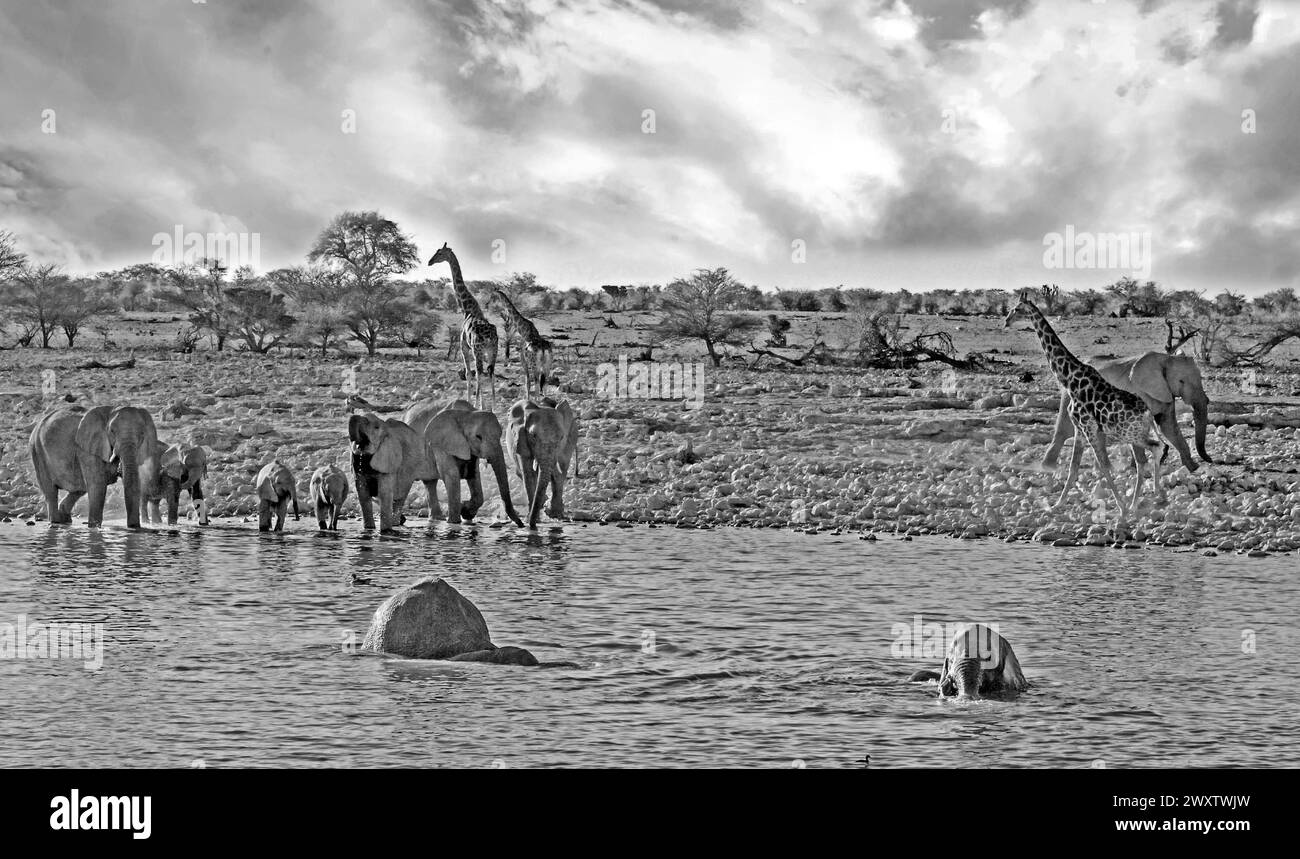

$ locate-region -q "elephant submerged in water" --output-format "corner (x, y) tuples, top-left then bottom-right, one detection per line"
(1044, 351), (1212, 472)
(908, 624), (1028, 700)
(504, 398), (578, 529)
(30, 405), (159, 528)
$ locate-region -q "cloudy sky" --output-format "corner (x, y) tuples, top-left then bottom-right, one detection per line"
(0, 0), (1296, 294)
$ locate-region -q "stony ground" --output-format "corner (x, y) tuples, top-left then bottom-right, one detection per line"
(2, 310), (1299, 555)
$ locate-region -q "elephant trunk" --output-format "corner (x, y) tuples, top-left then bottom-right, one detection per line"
(121, 446), (142, 529)
(1191, 393), (1213, 463)
(166, 478), (182, 525)
(527, 449), (554, 529)
(490, 453), (523, 527)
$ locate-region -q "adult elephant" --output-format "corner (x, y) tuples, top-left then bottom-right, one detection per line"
(504, 398), (578, 529)
(1043, 351), (1212, 472)
(142, 442), (210, 525)
(348, 413), (435, 532)
(30, 405), (159, 528)
(405, 398), (523, 527)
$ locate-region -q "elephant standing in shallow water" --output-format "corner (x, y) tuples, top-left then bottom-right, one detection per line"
(403, 398), (523, 526)
(348, 413), (434, 532)
(30, 405), (159, 528)
(504, 398), (578, 529)
(142, 442), (210, 525)
(256, 461), (300, 532)
(1044, 351), (1212, 472)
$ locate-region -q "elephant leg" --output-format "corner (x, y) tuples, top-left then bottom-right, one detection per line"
(442, 467), (463, 523)
(193, 484), (209, 525)
(355, 473), (376, 530)
(317, 500), (328, 531)
(275, 496), (289, 531)
(1043, 393), (1072, 468)
(330, 504), (340, 531)
(422, 479), (442, 522)
(378, 476), (395, 532)
(548, 471), (565, 519)
(259, 499), (272, 531)
(462, 467), (484, 521)
(461, 343), (476, 405)
(57, 490), (85, 524)
(1156, 406), (1197, 472)
(82, 466), (107, 528)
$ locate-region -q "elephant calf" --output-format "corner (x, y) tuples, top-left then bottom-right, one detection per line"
(143, 442), (210, 525)
(505, 398), (579, 529)
(255, 461), (300, 532)
(310, 464), (349, 531)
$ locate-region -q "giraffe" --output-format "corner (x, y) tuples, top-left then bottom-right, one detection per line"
(1005, 291), (1164, 533)
(491, 285), (554, 402)
(428, 243), (498, 411)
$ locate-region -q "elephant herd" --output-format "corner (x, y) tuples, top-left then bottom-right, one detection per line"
(28, 396), (580, 532)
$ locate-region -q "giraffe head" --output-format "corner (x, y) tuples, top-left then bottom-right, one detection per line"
(427, 242), (453, 267)
(1003, 289), (1040, 328)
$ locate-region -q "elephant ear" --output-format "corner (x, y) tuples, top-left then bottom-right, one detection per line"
(431, 414), (472, 461)
(556, 401), (575, 429)
(256, 467), (279, 502)
(508, 400), (529, 426)
(371, 427), (403, 472)
(75, 410), (112, 462)
(184, 446), (208, 474)
(160, 445), (185, 481)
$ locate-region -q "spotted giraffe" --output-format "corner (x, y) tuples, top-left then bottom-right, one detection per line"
(1005, 292), (1163, 531)
(428, 243), (498, 410)
(491, 286), (554, 402)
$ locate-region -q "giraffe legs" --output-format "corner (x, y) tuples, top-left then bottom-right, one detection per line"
(1052, 430), (1086, 510)
(1082, 426), (1129, 533)
(460, 341), (475, 404)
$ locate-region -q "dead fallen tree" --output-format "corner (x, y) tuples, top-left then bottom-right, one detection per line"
(76, 356), (136, 370)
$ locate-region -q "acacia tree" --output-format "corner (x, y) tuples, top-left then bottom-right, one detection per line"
(0, 230), (25, 281)
(655, 267), (763, 366)
(268, 265), (349, 355)
(168, 257), (234, 350)
(8, 263), (68, 347)
(56, 278), (116, 347)
(227, 280), (296, 353)
(306, 211), (418, 355)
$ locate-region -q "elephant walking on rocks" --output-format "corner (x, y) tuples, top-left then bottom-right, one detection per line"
(256, 461), (300, 532)
(505, 398), (579, 529)
(1044, 351), (1212, 472)
(30, 405), (159, 528)
(404, 398), (523, 527)
(142, 442), (210, 525)
(310, 464), (349, 531)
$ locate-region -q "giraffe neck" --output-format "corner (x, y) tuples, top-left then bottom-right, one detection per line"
(446, 254), (485, 322)
(495, 291), (532, 334)
(1024, 305), (1087, 394)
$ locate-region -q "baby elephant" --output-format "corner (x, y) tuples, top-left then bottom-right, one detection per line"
(310, 464), (349, 531)
(255, 461), (300, 532)
(143, 442), (210, 525)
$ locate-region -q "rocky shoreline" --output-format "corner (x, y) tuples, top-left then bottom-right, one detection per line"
(1, 350), (1298, 555)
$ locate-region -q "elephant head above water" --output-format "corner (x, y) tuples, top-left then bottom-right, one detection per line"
(145, 442), (209, 525)
(348, 412), (434, 531)
(30, 404), (159, 528)
(255, 461), (300, 532)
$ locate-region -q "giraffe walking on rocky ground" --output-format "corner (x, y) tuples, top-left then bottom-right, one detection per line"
(428, 243), (499, 410)
(491, 285), (554, 402)
(1005, 291), (1165, 534)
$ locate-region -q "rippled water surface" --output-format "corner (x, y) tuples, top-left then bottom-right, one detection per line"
(0, 520), (1296, 768)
